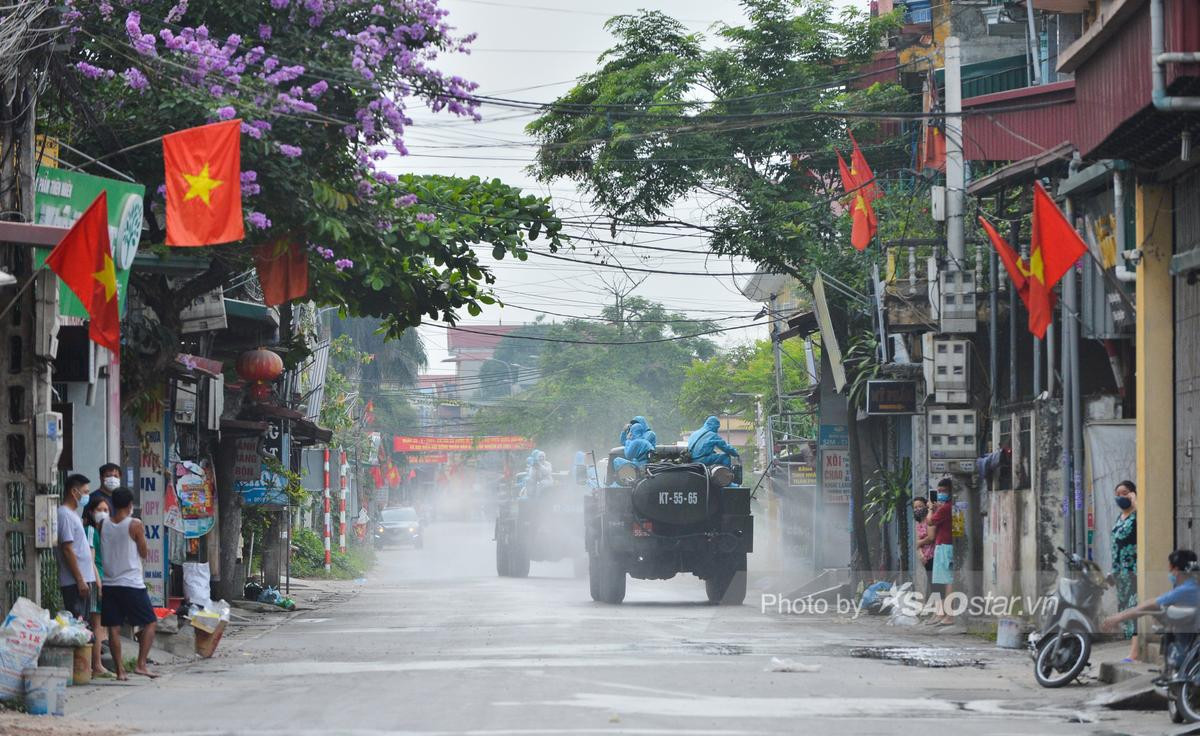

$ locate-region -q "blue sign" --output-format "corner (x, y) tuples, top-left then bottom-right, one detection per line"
(819, 424), (848, 448)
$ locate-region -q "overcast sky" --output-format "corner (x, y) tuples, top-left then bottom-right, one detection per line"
(392, 0), (795, 373)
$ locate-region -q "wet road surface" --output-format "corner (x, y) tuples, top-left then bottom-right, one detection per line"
(68, 522), (1157, 734)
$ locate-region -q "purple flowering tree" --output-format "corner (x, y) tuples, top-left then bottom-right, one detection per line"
(48, 0), (563, 401)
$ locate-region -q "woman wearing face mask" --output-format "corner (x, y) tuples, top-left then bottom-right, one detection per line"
(1111, 480), (1138, 661)
(1103, 549), (1200, 636)
(913, 498), (936, 590)
(82, 495), (114, 678)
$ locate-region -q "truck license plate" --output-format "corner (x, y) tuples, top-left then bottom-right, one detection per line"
(658, 491), (699, 505)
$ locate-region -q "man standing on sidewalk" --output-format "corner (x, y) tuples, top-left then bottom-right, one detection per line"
(100, 488), (159, 680)
(96, 463), (122, 508)
(56, 474), (97, 621)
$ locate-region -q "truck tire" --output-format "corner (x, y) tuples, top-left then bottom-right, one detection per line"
(509, 540), (531, 578)
(496, 537), (510, 577)
(596, 552), (626, 604)
(588, 554), (602, 601)
(705, 553), (747, 605)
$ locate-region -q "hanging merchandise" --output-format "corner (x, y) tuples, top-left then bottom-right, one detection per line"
(175, 460), (216, 538)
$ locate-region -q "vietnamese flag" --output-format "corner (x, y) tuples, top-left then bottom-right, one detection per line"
(919, 72), (947, 173)
(254, 236), (308, 306)
(979, 215), (1047, 335)
(45, 193), (121, 356)
(836, 141), (878, 252)
(1021, 181), (1087, 337)
(163, 120), (244, 246)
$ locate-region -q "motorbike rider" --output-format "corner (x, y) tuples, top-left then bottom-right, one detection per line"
(686, 416), (740, 467)
(1102, 550), (1200, 640)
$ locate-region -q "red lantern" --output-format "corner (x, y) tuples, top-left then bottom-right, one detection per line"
(236, 347), (283, 402)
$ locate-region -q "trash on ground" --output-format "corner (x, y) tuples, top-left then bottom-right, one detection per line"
(45, 612), (91, 647)
(766, 657), (821, 673)
(0, 597), (51, 699)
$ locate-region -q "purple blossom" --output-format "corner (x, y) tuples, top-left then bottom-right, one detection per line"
(216, 105), (236, 120)
(415, 212), (436, 224)
(165, 0), (189, 23)
(307, 79), (329, 98)
(241, 170), (261, 196)
(277, 144), (303, 158)
(75, 62), (107, 80)
(247, 211), (271, 229)
(123, 67), (149, 92)
(156, 184), (167, 198)
(397, 194), (418, 207)
(312, 246), (335, 260)
(334, 258), (354, 270)
(258, 24), (272, 40)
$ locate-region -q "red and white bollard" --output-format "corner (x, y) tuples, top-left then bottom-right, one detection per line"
(322, 448), (332, 572)
(338, 449), (348, 554)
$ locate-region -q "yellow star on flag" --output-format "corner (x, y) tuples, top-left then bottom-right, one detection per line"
(1016, 248), (1046, 284)
(93, 253), (118, 303)
(182, 162), (223, 206)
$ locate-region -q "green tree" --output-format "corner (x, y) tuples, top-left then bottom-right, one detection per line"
(678, 340), (810, 425)
(475, 299), (717, 453)
(527, 0), (907, 287)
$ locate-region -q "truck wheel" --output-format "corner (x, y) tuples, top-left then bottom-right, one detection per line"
(588, 555), (602, 601)
(596, 553), (626, 604)
(509, 541), (531, 578)
(705, 553), (747, 605)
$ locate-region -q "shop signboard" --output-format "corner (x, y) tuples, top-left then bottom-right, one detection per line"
(392, 435), (534, 453)
(32, 167), (144, 318)
(232, 433), (288, 506)
(818, 424), (851, 503)
(136, 393), (169, 606)
(866, 380), (919, 415)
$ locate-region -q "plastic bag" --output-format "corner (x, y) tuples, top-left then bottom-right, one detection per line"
(45, 611), (92, 647)
(183, 561), (212, 609)
(0, 597), (50, 699)
(190, 600), (230, 634)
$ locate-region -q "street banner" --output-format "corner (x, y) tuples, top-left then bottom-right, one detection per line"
(135, 390), (169, 606)
(33, 166), (145, 318)
(392, 435), (534, 453)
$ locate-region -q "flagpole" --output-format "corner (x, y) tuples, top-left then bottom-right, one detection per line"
(0, 266), (45, 323)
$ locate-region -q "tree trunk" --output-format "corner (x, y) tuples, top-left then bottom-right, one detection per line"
(847, 409), (872, 580)
(213, 435), (244, 601)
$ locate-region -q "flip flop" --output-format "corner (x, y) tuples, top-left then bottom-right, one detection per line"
(92, 670), (116, 680)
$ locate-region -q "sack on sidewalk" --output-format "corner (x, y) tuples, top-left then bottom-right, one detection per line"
(0, 597), (51, 699)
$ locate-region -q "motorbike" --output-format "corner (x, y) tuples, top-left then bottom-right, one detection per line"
(1153, 605), (1200, 723)
(1028, 546), (1108, 687)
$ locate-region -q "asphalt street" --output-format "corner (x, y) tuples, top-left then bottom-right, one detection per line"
(62, 521), (1163, 735)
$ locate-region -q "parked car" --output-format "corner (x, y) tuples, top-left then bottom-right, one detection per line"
(377, 506), (423, 549)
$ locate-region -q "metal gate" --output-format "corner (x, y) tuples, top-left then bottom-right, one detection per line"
(1174, 172), (1200, 549)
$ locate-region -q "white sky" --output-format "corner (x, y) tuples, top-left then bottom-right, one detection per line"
(391, 0), (804, 373)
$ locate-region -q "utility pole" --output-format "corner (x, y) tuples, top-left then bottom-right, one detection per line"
(945, 37), (965, 270)
(770, 293), (785, 419)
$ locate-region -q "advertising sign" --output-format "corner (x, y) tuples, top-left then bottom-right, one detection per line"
(392, 435), (534, 453)
(787, 462), (816, 488)
(233, 434), (288, 505)
(175, 460), (215, 538)
(33, 167), (145, 317)
(136, 393), (169, 606)
(818, 423), (851, 504)
(866, 380), (919, 415)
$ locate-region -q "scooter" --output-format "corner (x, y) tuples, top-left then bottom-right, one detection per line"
(1153, 605), (1200, 723)
(1028, 546), (1109, 687)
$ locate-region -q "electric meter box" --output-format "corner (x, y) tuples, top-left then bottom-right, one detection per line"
(34, 495), (58, 548)
(939, 270), (977, 334)
(35, 411), (63, 485)
(933, 338), (971, 404)
(928, 407), (977, 475)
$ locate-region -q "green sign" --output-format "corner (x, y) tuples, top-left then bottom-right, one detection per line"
(33, 166), (145, 317)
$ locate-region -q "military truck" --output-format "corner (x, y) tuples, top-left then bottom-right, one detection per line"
(584, 446), (752, 604)
(495, 470), (587, 577)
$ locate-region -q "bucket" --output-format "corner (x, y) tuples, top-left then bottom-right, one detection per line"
(996, 617), (1023, 649)
(37, 644), (72, 670)
(71, 645), (92, 686)
(23, 666), (69, 716)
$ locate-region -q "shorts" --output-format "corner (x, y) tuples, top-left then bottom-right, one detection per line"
(100, 586), (157, 628)
(932, 544), (954, 585)
(60, 584), (90, 620)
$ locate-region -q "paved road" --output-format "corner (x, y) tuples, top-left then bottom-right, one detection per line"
(67, 521), (1157, 735)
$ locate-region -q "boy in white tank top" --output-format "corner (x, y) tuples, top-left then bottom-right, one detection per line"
(99, 488), (159, 680)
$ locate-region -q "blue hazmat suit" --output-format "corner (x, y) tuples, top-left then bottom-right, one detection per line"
(620, 416), (658, 449)
(687, 416), (740, 467)
(613, 423), (653, 471)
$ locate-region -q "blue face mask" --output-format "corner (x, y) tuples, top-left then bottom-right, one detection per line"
(937, 493), (950, 503)
(78, 492), (90, 510)
(1170, 573), (1179, 587)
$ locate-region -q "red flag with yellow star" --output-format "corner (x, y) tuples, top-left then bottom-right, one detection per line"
(163, 120), (244, 246)
(44, 192), (120, 355)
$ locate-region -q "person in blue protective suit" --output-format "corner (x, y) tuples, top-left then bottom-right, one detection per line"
(619, 416), (657, 448)
(613, 423), (653, 471)
(687, 416), (740, 467)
